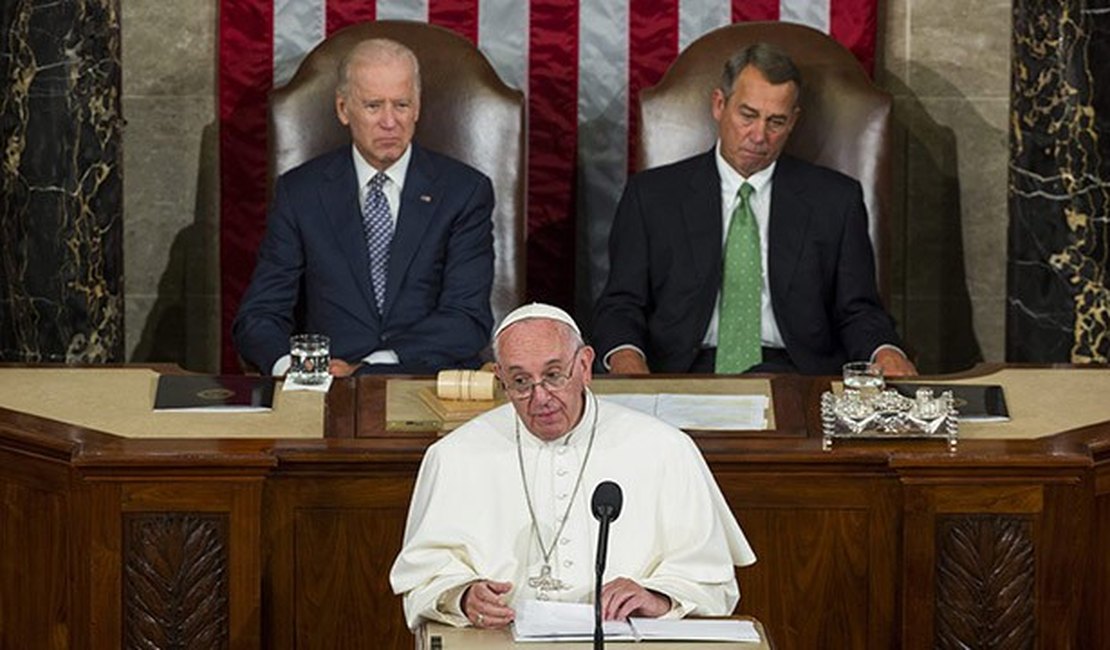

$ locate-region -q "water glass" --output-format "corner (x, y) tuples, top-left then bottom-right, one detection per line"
(842, 361), (884, 395)
(288, 334), (330, 385)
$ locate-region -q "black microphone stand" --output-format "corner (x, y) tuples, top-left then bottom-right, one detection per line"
(591, 481), (622, 650)
(593, 513), (612, 650)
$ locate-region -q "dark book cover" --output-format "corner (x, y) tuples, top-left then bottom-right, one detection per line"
(154, 375), (275, 412)
(888, 382), (1009, 421)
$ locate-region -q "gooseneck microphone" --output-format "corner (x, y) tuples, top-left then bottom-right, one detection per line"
(591, 480), (623, 650)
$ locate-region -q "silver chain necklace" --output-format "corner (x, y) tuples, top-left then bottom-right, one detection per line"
(515, 391), (599, 597)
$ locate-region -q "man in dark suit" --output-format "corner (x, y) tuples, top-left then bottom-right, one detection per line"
(234, 38), (494, 377)
(593, 43), (916, 377)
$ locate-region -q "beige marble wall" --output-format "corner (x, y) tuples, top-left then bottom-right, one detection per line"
(879, 0), (1012, 372)
(118, 3), (1013, 374)
(122, 0), (220, 372)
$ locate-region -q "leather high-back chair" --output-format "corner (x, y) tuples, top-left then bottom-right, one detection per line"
(639, 21), (892, 297)
(270, 20), (526, 326)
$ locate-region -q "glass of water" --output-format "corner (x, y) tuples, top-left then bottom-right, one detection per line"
(288, 334), (330, 385)
(842, 361), (884, 395)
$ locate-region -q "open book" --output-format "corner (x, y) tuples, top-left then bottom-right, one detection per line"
(511, 600), (761, 643)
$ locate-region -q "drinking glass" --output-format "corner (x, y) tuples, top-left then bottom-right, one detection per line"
(842, 361), (884, 395)
(288, 334), (330, 385)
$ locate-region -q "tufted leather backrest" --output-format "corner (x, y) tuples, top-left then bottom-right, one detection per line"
(270, 20), (526, 325)
(638, 21), (892, 297)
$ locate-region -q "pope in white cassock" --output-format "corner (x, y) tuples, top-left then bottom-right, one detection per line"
(389, 303), (757, 630)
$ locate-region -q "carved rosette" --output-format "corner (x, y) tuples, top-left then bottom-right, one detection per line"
(935, 515), (1035, 649)
(122, 513), (230, 650)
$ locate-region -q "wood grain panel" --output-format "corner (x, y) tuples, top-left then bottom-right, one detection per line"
(293, 507), (409, 649)
(722, 472), (900, 650)
(1091, 480), (1110, 648)
(737, 507), (872, 649)
(0, 472), (69, 650)
(934, 515), (1035, 649)
(122, 513), (230, 650)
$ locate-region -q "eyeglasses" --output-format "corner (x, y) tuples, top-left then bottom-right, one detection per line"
(502, 349), (582, 400)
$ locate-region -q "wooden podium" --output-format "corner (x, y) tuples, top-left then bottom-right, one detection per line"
(1, 365), (1110, 649)
(416, 619), (772, 649)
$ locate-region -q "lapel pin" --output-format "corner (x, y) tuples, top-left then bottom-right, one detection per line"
(420, 194), (432, 203)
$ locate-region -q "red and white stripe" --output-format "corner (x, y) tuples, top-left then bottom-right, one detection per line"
(218, 0), (878, 371)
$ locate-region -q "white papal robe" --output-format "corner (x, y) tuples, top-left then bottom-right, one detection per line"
(389, 390), (757, 629)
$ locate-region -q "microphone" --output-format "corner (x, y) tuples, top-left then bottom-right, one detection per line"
(591, 480), (623, 650)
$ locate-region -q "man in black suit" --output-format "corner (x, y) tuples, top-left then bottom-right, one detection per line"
(234, 38), (494, 377)
(593, 43), (916, 376)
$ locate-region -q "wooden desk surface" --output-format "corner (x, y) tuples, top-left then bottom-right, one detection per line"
(1, 364), (1108, 650)
(418, 618), (773, 649)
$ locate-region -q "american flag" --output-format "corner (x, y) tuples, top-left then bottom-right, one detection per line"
(218, 0), (879, 371)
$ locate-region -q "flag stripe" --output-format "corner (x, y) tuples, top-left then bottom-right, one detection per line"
(679, 0), (730, 50)
(430, 0), (479, 44)
(377, 0), (428, 21)
(527, 0), (579, 307)
(477, 0), (528, 91)
(781, 0), (829, 32)
(732, 0), (779, 22)
(627, 0), (678, 174)
(219, 0), (275, 372)
(326, 0), (374, 35)
(579, 0), (631, 306)
(830, 0), (877, 73)
(274, 0), (326, 86)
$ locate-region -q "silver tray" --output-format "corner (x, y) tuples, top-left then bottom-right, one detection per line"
(821, 386), (959, 451)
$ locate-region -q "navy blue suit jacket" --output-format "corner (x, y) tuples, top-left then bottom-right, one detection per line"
(233, 144), (495, 374)
(593, 150), (901, 375)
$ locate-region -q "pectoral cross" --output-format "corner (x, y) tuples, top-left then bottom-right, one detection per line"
(527, 564), (567, 595)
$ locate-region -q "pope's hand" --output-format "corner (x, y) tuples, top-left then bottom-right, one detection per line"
(600, 577), (671, 620)
(462, 580), (515, 629)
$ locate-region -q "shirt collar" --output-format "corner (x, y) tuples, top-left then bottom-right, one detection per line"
(714, 140), (776, 200)
(353, 143), (412, 190)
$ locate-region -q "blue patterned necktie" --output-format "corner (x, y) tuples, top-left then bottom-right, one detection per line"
(716, 182), (762, 373)
(362, 172), (394, 312)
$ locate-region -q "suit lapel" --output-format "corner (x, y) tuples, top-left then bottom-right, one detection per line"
(768, 156), (812, 302)
(321, 151), (379, 314)
(382, 144), (437, 318)
(682, 150), (723, 287)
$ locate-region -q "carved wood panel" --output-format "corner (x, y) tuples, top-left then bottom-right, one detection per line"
(935, 515), (1035, 650)
(122, 513), (229, 650)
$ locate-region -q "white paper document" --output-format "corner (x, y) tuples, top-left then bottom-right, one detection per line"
(511, 600), (761, 643)
(600, 393), (769, 430)
(630, 617), (761, 642)
(512, 600), (634, 642)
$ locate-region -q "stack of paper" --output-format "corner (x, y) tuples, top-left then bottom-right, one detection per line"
(511, 600), (761, 643)
(600, 393), (769, 430)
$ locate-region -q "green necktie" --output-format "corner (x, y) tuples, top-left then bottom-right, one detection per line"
(716, 182), (762, 373)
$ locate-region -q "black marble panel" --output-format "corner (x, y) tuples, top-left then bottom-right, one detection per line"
(1008, 1), (1110, 362)
(0, 0), (123, 362)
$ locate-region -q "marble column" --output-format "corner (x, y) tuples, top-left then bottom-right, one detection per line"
(0, 0), (124, 363)
(1008, 1), (1110, 363)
